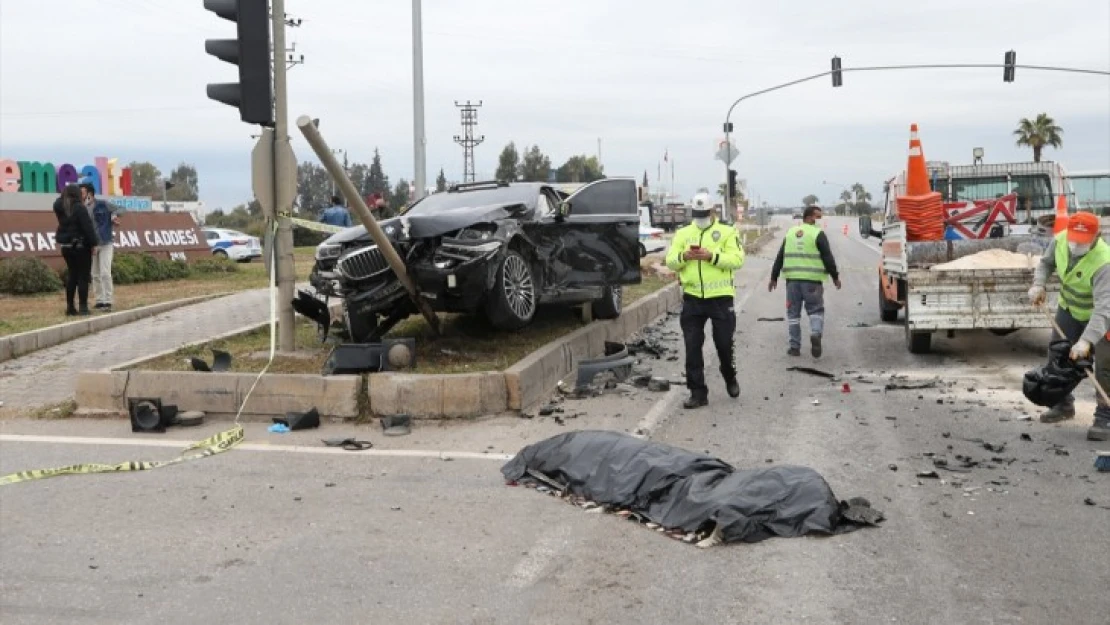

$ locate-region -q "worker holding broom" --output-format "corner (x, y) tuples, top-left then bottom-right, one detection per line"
(1028, 211), (1110, 441)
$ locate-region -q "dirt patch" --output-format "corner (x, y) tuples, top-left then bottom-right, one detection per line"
(128, 273), (675, 376)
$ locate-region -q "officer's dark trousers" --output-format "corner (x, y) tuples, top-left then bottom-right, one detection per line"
(680, 294), (737, 393)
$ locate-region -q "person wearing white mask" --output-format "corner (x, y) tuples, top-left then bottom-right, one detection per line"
(665, 199), (745, 409)
(1028, 210), (1110, 441)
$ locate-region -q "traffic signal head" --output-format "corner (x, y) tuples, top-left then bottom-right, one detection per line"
(205, 0), (273, 126)
(831, 56), (843, 87)
(727, 169), (738, 199)
(1003, 50), (1016, 83)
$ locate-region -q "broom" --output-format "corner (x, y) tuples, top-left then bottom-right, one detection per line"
(1040, 305), (1110, 472)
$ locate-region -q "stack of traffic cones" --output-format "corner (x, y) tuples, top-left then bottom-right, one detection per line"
(896, 124), (946, 241)
(1053, 194), (1069, 234)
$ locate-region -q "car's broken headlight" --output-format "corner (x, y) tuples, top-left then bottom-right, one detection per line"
(316, 243), (343, 261)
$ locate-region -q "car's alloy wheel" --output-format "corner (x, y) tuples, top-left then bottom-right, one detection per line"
(214, 249), (229, 258)
(502, 253), (537, 321)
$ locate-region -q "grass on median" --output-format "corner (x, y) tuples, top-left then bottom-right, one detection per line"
(0, 247), (317, 337)
(128, 272), (676, 376)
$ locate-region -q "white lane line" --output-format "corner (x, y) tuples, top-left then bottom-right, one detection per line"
(0, 434), (512, 461)
(506, 524), (572, 589)
(633, 261), (773, 439)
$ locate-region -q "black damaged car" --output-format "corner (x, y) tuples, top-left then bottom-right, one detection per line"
(302, 178), (642, 342)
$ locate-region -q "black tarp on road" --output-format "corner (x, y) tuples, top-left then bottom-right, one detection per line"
(501, 430), (883, 545)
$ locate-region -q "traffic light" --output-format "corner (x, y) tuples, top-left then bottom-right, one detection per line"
(727, 169), (738, 200)
(831, 56), (843, 87)
(205, 0), (273, 126)
(1003, 50), (1016, 83)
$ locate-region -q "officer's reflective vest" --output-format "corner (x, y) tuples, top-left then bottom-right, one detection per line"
(782, 223), (828, 282)
(665, 221), (744, 299)
(1055, 232), (1110, 322)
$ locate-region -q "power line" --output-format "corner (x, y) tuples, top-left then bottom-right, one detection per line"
(453, 100), (485, 184)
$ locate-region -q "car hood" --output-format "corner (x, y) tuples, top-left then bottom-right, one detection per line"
(320, 203), (528, 245)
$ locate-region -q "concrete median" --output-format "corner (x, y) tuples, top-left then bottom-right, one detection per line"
(74, 282), (681, 420)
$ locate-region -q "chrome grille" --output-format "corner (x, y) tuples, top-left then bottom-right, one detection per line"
(336, 246), (389, 280)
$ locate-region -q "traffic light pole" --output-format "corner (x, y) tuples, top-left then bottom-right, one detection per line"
(272, 0), (296, 352)
(721, 60), (1110, 216)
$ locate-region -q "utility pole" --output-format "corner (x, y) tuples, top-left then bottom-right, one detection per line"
(272, 0), (296, 352)
(412, 0), (427, 200)
(453, 100), (485, 183)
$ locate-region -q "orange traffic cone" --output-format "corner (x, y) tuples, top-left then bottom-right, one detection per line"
(897, 123), (945, 241)
(1053, 194), (1069, 234)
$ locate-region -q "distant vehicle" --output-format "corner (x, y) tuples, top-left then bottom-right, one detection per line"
(202, 227), (261, 262)
(302, 179), (642, 342)
(792, 212), (803, 219)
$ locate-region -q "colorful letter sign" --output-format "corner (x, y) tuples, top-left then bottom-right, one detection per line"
(0, 156), (133, 196)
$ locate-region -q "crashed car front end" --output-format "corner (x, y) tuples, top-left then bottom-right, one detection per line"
(408, 223), (509, 312)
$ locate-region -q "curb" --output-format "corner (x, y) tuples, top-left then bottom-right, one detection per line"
(0, 292), (231, 364)
(73, 282), (682, 421)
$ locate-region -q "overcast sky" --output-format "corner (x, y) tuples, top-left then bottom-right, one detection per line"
(1, 0), (1108, 210)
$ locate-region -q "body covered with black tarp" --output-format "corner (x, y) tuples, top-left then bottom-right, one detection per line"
(502, 430), (879, 544)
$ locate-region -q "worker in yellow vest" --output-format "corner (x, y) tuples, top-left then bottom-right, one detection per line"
(769, 205), (841, 357)
(1028, 211), (1110, 441)
(665, 202), (745, 409)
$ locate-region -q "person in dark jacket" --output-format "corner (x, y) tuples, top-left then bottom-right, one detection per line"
(53, 184), (98, 316)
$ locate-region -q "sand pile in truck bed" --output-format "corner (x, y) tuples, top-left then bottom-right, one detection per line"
(930, 249), (1037, 271)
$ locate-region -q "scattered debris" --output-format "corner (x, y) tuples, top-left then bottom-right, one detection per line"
(916, 470), (940, 479)
(381, 414), (412, 437)
(1095, 451), (1110, 473)
(647, 378), (671, 392)
(841, 383), (851, 393)
(1084, 498), (1097, 506)
(321, 437), (373, 451)
(273, 408), (320, 431)
(1020, 433), (1033, 442)
(189, 349), (232, 373)
(575, 342), (636, 390)
(268, 423), (290, 434)
(847, 322), (873, 328)
(757, 317), (784, 322)
(787, 366), (837, 379)
(888, 464), (898, 472)
(323, 338), (417, 375)
(885, 377), (942, 391)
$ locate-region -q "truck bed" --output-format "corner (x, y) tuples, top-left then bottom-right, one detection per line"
(905, 266), (1059, 331)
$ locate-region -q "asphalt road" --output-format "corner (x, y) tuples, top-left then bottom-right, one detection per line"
(2, 217), (1107, 625)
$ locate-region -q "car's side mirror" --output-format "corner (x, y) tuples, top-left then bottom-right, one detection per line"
(858, 214), (882, 239)
(555, 201), (570, 221)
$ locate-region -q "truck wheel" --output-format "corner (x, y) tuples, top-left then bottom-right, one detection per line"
(486, 250), (537, 330)
(879, 286), (899, 323)
(592, 286), (623, 320)
(905, 316), (932, 354)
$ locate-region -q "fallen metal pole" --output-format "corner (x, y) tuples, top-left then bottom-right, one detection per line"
(295, 114), (441, 336)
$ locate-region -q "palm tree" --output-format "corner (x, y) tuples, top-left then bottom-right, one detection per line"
(838, 190), (852, 215)
(1014, 113), (1063, 162)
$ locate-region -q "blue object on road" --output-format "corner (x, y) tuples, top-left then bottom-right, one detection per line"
(268, 423), (290, 434)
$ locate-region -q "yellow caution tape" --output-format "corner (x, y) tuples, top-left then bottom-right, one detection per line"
(290, 217), (345, 234)
(0, 425), (245, 486)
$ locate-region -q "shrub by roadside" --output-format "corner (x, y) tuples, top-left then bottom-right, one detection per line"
(0, 257), (63, 294)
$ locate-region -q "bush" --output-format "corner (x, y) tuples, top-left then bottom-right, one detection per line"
(0, 257), (63, 294)
(111, 253), (190, 285)
(192, 257), (241, 274)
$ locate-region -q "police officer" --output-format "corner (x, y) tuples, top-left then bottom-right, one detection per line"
(1028, 211), (1110, 441)
(769, 205), (841, 357)
(665, 201), (745, 409)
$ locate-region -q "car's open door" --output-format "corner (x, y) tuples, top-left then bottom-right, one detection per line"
(556, 178), (641, 286)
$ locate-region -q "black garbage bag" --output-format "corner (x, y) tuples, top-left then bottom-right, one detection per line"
(1023, 339), (1092, 408)
(501, 430), (883, 544)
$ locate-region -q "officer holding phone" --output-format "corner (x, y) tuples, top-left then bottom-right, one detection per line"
(665, 201), (746, 409)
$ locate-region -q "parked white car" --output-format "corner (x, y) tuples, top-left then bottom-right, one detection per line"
(639, 224), (667, 257)
(202, 228), (262, 262)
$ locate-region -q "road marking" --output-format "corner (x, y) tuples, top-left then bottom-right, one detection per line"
(506, 524), (572, 588)
(0, 433), (512, 462)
